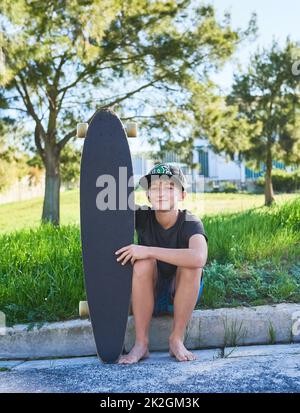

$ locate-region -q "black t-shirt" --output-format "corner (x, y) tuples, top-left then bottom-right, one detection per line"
(134, 204), (208, 277)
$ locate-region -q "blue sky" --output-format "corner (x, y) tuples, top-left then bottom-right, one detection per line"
(130, 0), (300, 153)
(211, 0), (300, 92)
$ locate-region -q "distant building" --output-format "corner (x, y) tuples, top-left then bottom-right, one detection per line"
(132, 137), (296, 192)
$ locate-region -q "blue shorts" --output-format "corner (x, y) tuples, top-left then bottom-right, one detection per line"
(152, 269), (204, 317)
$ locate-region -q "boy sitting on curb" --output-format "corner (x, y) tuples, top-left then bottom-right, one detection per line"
(115, 163), (208, 364)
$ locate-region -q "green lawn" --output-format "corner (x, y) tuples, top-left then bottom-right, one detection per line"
(0, 188), (299, 233)
(0, 191), (299, 326)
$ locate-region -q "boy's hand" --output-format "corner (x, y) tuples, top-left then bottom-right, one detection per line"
(115, 244), (150, 266)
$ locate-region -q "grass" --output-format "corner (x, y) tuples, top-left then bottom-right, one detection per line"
(0, 192), (299, 326)
(0, 188), (298, 233)
(0, 224), (83, 326)
(0, 189), (80, 233)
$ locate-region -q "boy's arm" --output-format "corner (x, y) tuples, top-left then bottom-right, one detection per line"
(148, 234), (208, 269)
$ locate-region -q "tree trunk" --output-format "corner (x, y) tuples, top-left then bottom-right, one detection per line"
(42, 146), (61, 225)
(264, 145), (275, 206)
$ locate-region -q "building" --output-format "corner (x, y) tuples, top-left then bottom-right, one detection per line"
(132, 137), (296, 193)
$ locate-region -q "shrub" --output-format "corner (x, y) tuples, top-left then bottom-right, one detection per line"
(255, 169), (300, 193)
(222, 182), (238, 193)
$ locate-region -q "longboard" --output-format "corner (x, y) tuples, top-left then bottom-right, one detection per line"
(78, 108), (136, 363)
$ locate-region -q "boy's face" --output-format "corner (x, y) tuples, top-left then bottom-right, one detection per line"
(146, 176), (186, 211)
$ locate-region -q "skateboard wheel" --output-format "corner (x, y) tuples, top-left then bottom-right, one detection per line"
(79, 300), (89, 318)
(125, 122), (137, 138)
(77, 123), (89, 139)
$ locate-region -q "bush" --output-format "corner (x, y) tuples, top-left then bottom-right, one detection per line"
(199, 259), (300, 309)
(255, 169), (300, 193)
(222, 182), (238, 193)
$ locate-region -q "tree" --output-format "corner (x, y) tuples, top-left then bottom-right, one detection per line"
(0, 0), (254, 224)
(227, 39), (300, 205)
(0, 141), (30, 193)
(60, 143), (81, 187)
(0, 141), (16, 192)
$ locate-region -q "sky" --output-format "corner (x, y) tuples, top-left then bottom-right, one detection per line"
(210, 0), (300, 92)
(129, 0), (300, 154)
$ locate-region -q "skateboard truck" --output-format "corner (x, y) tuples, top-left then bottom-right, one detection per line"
(76, 121), (138, 139)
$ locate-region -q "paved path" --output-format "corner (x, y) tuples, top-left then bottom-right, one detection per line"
(0, 344), (299, 393)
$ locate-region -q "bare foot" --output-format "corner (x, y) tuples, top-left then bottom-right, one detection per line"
(169, 337), (197, 362)
(118, 342), (149, 364)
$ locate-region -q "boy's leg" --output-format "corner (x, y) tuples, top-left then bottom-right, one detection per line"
(118, 258), (158, 364)
(169, 266), (203, 362)
(132, 257), (158, 343)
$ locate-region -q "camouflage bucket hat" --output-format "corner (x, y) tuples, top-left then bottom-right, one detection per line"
(138, 163), (188, 191)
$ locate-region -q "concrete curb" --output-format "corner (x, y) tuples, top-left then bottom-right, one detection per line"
(0, 303), (300, 360)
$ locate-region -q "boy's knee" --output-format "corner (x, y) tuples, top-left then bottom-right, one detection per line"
(133, 257), (156, 271)
(178, 266), (203, 280)
(132, 257), (157, 279)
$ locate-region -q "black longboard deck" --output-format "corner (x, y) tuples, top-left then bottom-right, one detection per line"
(80, 109), (134, 364)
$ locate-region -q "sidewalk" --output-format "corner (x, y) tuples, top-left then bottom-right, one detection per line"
(0, 344), (299, 393)
(1, 303), (299, 359)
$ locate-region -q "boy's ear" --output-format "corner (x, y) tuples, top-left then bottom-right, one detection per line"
(181, 190), (187, 201)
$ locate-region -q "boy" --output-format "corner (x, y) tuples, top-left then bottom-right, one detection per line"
(115, 163), (208, 364)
